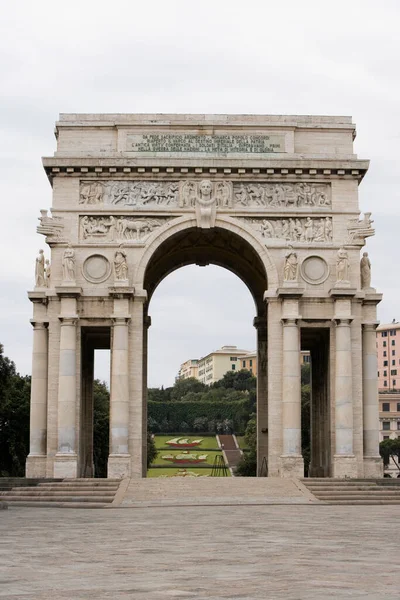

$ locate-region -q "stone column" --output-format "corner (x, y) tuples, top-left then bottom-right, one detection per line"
(108, 316), (131, 478)
(130, 292), (147, 478)
(54, 316), (78, 477)
(333, 318), (357, 477)
(362, 323), (383, 477)
(281, 317), (304, 477)
(26, 321), (48, 477)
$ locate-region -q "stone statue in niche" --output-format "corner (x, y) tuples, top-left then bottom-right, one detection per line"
(360, 252), (371, 289)
(114, 247), (128, 282)
(35, 249), (45, 287)
(283, 246), (298, 282)
(44, 259), (51, 288)
(62, 244), (76, 283)
(195, 180), (217, 228)
(336, 247), (350, 284)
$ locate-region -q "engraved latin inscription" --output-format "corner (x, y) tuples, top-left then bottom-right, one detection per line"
(126, 134), (285, 154)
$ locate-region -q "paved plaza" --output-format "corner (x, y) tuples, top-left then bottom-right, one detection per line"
(1, 505), (400, 599)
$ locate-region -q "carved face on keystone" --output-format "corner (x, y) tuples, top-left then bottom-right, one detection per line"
(199, 180), (212, 196)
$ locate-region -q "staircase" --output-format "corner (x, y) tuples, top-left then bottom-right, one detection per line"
(302, 478), (400, 504)
(0, 479), (122, 508)
(120, 477), (314, 507)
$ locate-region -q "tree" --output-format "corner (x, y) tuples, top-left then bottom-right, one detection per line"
(147, 433), (157, 468)
(170, 377), (206, 400)
(0, 344), (31, 477)
(213, 369), (256, 391)
(380, 438), (400, 473)
(235, 413), (257, 477)
(93, 380), (110, 478)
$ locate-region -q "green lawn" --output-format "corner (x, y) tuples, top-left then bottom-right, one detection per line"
(147, 467), (231, 478)
(235, 436), (249, 450)
(152, 449), (223, 467)
(153, 435), (219, 450)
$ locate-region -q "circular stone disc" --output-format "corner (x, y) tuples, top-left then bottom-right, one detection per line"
(83, 255), (111, 283)
(301, 256), (329, 285)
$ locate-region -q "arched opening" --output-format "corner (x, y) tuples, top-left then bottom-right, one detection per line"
(142, 226), (269, 477)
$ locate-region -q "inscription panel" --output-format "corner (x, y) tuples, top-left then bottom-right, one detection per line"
(126, 133), (286, 155)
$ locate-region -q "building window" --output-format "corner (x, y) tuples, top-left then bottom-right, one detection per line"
(384, 370), (387, 377)
(393, 360), (396, 366)
(397, 403), (400, 412)
(382, 403), (390, 412)
(384, 361), (388, 366)
(394, 380), (397, 387)
(383, 341), (387, 347)
(382, 331), (388, 337)
(230, 357), (237, 361)
(383, 421), (391, 431)
(397, 422), (400, 430)
(242, 360), (246, 368)
(383, 436), (390, 440)
(392, 340), (396, 346)
(391, 370), (397, 376)
(249, 367), (252, 373)
(249, 360), (253, 367)
(384, 381), (388, 387)
(232, 364), (236, 370)
(383, 351), (387, 357)
(390, 330), (397, 336)
(393, 350), (396, 356)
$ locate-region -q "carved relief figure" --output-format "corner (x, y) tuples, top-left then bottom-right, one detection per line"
(80, 216), (167, 243)
(114, 247), (128, 281)
(234, 182), (331, 208)
(249, 217), (333, 243)
(180, 181), (197, 208)
(44, 259), (51, 288)
(80, 182), (104, 204)
(195, 180), (217, 228)
(283, 246), (298, 282)
(215, 182), (232, 208)
(35, 249), (45, 287)
(62, 244), (76, 282)
(336, 247), (350, 283)
(360, 252), (371, 289)
(80, 181), (179, 207)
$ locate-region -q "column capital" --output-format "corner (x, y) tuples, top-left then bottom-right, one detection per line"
(333, 318), (353, 326)
(28, 291), (48, 306)
(362, 322), (379, 332)
(109, 286), (135, 299)
(59, 317), (78, 326)
(30, 320), (48, 330)
(281, 317), (299, 326)
(111, 317), (130, 326)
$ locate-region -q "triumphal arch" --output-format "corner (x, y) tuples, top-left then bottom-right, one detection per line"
(26, 113), (382, 480)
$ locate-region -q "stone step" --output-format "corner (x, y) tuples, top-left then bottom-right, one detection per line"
(36, 484), (119, 491)
(1, 489), (117, 497)
(3, 495), (115, 503)
(322, 500), (400, 505)
(307, 486), (399, 492)
(3, 501), (110, 508)
(314, 491), (400, 498)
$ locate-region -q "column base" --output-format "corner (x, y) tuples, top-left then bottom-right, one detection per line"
(332, 454), (358, 478)
(26, 455), (47, 478)
(53, 453), (78, 478)
(280, 455), (304, 478)
(363, 456), (383, 478)
(108, 454), (131, 479)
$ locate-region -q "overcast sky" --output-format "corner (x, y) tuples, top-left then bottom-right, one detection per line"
(1, 0), (399, 387)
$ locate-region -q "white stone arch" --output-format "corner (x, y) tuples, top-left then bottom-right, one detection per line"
(133, 214), (280, 292)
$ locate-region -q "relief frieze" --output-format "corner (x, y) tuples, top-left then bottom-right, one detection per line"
(80, 181), (179, 207)
(80, 216), (170, 243)
(242, 216), (333, 244)
(233, 182), (331, 208)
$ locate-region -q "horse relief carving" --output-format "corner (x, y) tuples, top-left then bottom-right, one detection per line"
(79, 181), (179, 207)
(233, 182), (331, 208)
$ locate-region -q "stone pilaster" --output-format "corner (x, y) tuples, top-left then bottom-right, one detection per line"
(26, 321), (48, 478)
(54, 288), (81, 478)
(362, 322), (383, 477)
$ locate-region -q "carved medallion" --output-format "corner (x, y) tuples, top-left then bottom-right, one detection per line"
(300, 256), (329, 285)
(82, 255), (111, 284)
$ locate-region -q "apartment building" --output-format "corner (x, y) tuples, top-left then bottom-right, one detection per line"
(377, 321), (400, 391)
(197, 345), (251, 385)
(177, 359), (199, 380)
